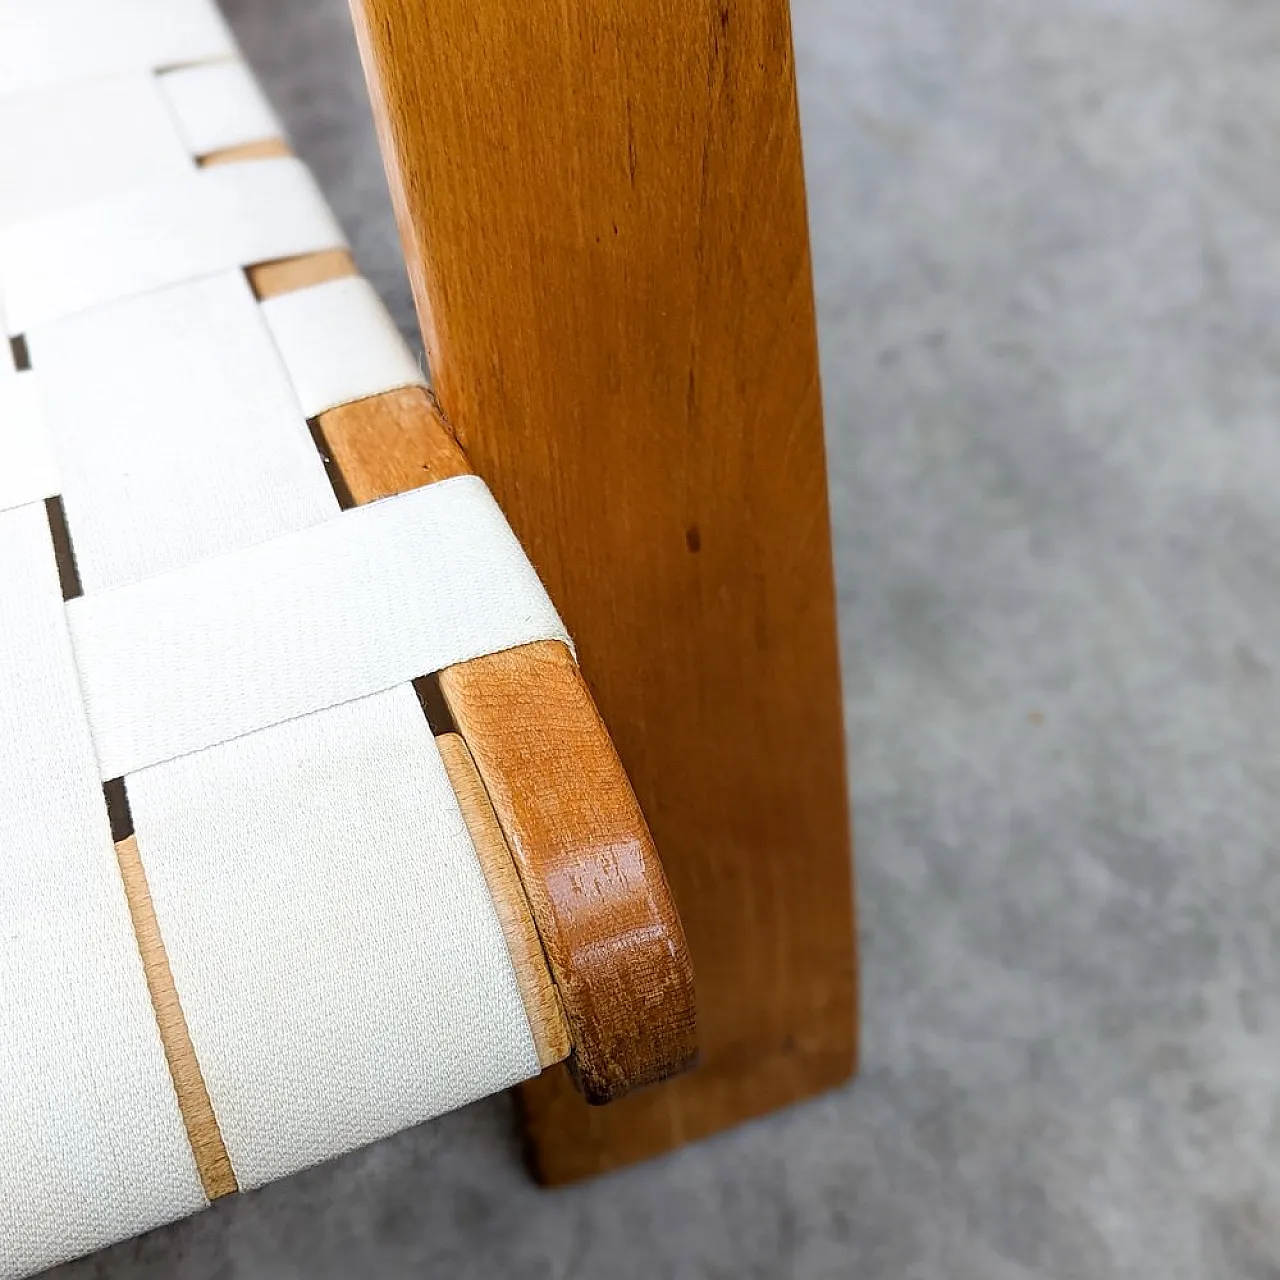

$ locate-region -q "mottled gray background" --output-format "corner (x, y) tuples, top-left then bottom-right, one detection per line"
(54, 1), (1280, 1276)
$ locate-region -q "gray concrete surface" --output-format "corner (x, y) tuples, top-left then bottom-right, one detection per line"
(54, 2), (1280, 1276)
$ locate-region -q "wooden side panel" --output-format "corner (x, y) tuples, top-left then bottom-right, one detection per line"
(349, 0), (857, 1180)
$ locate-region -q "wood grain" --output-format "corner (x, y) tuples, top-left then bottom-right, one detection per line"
(114, 836), (238, 1200)
(231, 157), (695, 1101)
(314, 385), (470, 500)
(349, 0), (857, 1179)
(440, 642), (697, 1102)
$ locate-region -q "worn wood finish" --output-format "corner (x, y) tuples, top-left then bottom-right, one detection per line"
(223, 143), (695, 1101)
(440, 642), (696, 1101)
(349, 0), (857, 1179)
(114, 836), (238, 1200)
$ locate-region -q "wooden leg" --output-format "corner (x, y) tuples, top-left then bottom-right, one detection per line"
(349, 0), (857, 1182)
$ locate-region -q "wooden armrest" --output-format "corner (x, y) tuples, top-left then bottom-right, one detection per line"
(440, 641), (695, 1101)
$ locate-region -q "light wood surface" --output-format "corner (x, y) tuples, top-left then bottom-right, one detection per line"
(436, 733), (571, 1069)
(349, 0), (857, 1180)
(314, 384), (470, 499)
(230, 145), (695, 1102)
(114, 836), (238, 1200)
(249, 247), (357, 299)
(201, 138), (290, 165)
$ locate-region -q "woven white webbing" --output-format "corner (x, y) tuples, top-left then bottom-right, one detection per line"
(158, 61), (282, 155)
(0, 157), (346, 332)
(261, 274), (427, 416)
(1, 5), (555, 1274)
(0, 0), (236, 98)
(0, 446), (206, 1279)
(0, 74), (191, 226)
(0, 372), (58, 513)
(67, 473), (567, 779)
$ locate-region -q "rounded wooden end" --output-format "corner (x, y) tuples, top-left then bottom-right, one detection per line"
(440, 641), (697, 1102)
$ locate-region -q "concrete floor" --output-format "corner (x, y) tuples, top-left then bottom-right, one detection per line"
(54, 1), (1280, 1276)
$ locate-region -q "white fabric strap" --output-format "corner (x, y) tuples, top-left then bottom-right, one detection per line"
(0, 158), (345, 332)
(0, 0), (235, 99)
(158, 61), (282, 157)
(0, 74), (191, 228)
(28, 271), (337, 590)
(0, 503), (205, 1280)
(0, 371), (59, 513)
(68, 475), (569, 779)
(130, 687), (539, 1189)
(36, 266), (541, 1190)
(261, 275), (427, 417)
